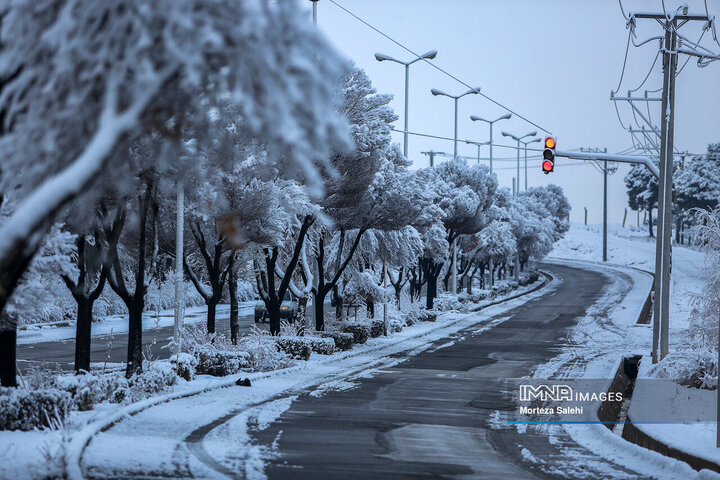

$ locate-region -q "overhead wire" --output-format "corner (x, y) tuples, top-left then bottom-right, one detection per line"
(327, 0), (553, 135)
(612, 26), (633, 94)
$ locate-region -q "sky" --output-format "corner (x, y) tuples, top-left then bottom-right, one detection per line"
(308, 0), (720, 224)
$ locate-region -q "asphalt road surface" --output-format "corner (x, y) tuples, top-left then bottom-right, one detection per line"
(240, 263), (644, 479)
(16, 306), (266, 371)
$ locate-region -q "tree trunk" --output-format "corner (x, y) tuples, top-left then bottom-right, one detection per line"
(268, 302), (281, 336)
(648, 208), (654, 238)
(394, 284), (402, 308)
(206, 300), (217, 334)
(314, 289), (328, 331)
(426, 274), (437, 310)
(228, 264), (239, 345)
(0, 327), (16, 387)
(127, 298), (144, 377)
(466, 274), (473, 294)
(367, 299), (374, 318)
(74, 298), (93, 373)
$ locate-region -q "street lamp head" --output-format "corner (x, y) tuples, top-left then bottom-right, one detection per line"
(530, 137), (542, 144)
(498, 113), (512, 121)
(420, 50), (438, 60)
(521, 131), (538, 140)
(470, 115), (485, 122)
(374, 52), (395, 62)
(430, 88), (447, 97)
(501, 131), (515, 139)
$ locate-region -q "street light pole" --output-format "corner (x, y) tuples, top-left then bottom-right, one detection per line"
(502, 130), (537, 281)
(431, 86), (481, 161)
(430, 86), (480, 295)
(519, 137), (541, 191)
(375, 50), (437, 159)
(470, 113), (511, 174)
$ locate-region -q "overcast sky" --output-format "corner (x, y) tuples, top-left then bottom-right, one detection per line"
(309, 0), (720, 224)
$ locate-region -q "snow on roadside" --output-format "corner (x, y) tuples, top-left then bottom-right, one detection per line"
(537, 224), (718, 479)
(76, 277), (555, 479)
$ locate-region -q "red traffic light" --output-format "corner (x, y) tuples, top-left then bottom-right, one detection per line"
(542, 160), (554, 173)
(544, 137), (555, 149)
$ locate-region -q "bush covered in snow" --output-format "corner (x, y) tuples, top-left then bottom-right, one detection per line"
(0, 387), (71, 431)
(172, 353), (199, 381)
(321, 332), (354, 351)
(275, 336), (336, 358)
(342, 323), (370, 344)
(655, 348), (718, 390)
(369, 319), (385, 338)
(52, 363), (178, 409)
(434, 293), (467, 312)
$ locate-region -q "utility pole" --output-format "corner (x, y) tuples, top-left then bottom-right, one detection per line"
(621, 7), (715, 364)
(421, 150), (444, 167)
(310, 0), (318, 26)
(173, 180), (184, 356)
(604, 156), (608, 262)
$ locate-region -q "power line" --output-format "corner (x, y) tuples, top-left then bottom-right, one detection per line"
(612, 26), (633, 94)
(327, 0), (553, 135)
(629, 48), (660, 92)
(390, 127), (543, 152)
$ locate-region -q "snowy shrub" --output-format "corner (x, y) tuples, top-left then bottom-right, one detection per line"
(275, 336), (335, 358)
(342, 323), (369, 344)
(519, 271), (540, 286)
(172, 353), (198, 381)
(655, 348), (718, 390)
(321, 332), (354, 351)
(54, 373), (128, 410)
(434, 293), (466, 312)
(369, 319), (385, 338)
(127, 363), (178, 399)
(239, 328), (294, 372)
(417, 311), (438, 322)
(0, 387), (71, 431)
(194, 347), (251, 376)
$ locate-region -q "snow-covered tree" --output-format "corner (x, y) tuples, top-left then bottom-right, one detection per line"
(0, 0), (352, 386)
(675, 144), (720, 212)
(625, 163), (659, 237)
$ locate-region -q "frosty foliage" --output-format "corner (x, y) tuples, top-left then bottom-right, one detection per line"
(687, 208), (720, 349)
(0, 0), (353, 332)
(675, 143), (720, 211)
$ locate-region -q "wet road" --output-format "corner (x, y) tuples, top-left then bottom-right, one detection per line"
(247, 263), (644, 479)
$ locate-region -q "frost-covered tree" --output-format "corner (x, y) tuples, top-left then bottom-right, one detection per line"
(416, 161), (497, 292)
(675, 144), (720, 212)
(688, 208), (720, 351)
(625, 163), (659, 237)
(0, 0), (351, 386)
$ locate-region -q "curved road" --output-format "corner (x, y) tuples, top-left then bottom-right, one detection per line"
(84, 263), (652, 479)
(239, 263), (642, 479)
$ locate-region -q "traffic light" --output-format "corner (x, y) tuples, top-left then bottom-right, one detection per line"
(542, 136), (556, 174)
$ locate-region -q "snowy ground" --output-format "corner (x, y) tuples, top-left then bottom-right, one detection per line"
(17, 303), (256, 345)
(2, 278), (548, 480)
(539, 223), (719, 477)
(550, 222), (706, 339)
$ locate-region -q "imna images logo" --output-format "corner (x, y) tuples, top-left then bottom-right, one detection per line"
(519, 384), (573, 402)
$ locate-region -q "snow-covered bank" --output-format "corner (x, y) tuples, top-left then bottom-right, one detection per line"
(550, 222), (705, 337)
(536, 224), (719, 478)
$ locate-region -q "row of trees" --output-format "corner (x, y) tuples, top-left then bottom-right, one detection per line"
(625, 143), (720, 238)
(0, 1), (570, 387)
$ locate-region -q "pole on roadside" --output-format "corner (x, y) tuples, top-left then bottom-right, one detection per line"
(603, 158), (608, 262)
(173, 180), (184, 356)
(311, 0), (318, 26)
